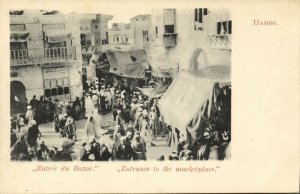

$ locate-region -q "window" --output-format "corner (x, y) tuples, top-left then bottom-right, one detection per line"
(217, 21), (231, 34)
(64, 87), (69, 94)
(80, 34), (86, 46)
(10, 42), (28, 59)
(217, 22), (222, 34)
(44, 77), (69, 97)
(165, 25), (175, 33)
(10, 24), (25, 31)
(117, 37), (119, 42)
(80, 26), (84, 30)
(50, 79), (57, 87)
(126, 38), (128, 42)
(228, 21), (232, 34)
(57, 78), (63, 87)
(94, 25), (98, 29)
(102, 40), (107, 45)
(155, 26), (158, 34)
(85, 26), (89, 30)
(44, 80), (51, 88)
(222, 21), (228, 34)
(106, 32), (109, 44)
(51, 88), (57, 96)
(146, 37), (149, 41)
(45, 42), (67, 58)
(163, 9), (175, 33)
(194, 8), (208, 30)
(198, 8), (203, 23)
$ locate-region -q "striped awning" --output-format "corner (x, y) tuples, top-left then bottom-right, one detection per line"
(44, 30), (71, 43)
(10, 31), (30, 42)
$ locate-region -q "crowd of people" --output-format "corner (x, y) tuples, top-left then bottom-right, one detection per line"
(10, 97), (81, 161)
(80, 76), (169, 161)
(10, 74), (231, 161)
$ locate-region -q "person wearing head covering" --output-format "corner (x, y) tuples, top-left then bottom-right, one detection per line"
(116, 136), (133, 161)
(29, 95), (39, 110)
(37, 141), (49, 161)
(109, 85), (115, 102)
(17, 117), (28, 141)
(48, 97), (55, 122)
(81, 143), (93, 161)
(148, 107), (158, 138)
(196, 127), (213, 160)
(133, 107), (143, 130)
(58, 114), (67, 138)
(121, 104), (131, 124)
(64, 116), (77, 141)
(99, 85), (106, 114)
(85, 116), (97, 139)
(115, 109), (125, 135)
(218, 130), (231, 160)
(131, 133), (146, 161)
(52, 138), (75, 161)
(85, 95), (94, 118)
(34, 96), (47, 124)
(25, 105), (34, 127)
(72, 97), (81, 120)
(27, 120), (41, 155)
(139, 110), (152, 146)
(105, 88), (112, 111)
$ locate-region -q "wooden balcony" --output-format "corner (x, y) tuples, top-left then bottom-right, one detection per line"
(163, 33), (177, 47)
(10, 46), (77, 66)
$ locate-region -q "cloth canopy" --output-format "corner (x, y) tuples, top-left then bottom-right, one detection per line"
(158, 66), (231, 143)
(136, 84), (168, 98)
(44, 30), (71, 43)
(106, 50), (147, 78)
(10, 31), (30, 42)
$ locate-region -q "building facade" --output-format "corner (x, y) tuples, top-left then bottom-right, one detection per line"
(79, 14), (113, 80)
(130, 15), (151, 51)
(108, 23), (134, 51)
(148, 8), (232, 77)
(10, 10), (83, 105)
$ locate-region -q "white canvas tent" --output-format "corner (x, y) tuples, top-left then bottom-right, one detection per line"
(158, 66), (231, 144)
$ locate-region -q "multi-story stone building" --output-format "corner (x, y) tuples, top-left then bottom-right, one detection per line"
(108, 23), (134, 51)
(10, 10), (83, 108)
(130, 15), (151, 51)
(148, 8), (232, 79)
(79, 14), (113, 80)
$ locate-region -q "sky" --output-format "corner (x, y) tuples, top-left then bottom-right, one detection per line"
(70, 7), (152, 28)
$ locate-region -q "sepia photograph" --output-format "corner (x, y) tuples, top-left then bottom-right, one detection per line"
(1, 0), (299, 193)
(9, 8), (231, 162)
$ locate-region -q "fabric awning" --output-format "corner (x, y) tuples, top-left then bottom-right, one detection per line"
(158, 66), (230, 131)
(106, 50), (147, 78)
(136, 84), (168, 98)
(44, 30), (71, 43)
(10, 31), (30, 42)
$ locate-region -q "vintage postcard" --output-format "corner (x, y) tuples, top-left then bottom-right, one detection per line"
(0, 0), (299, 193)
